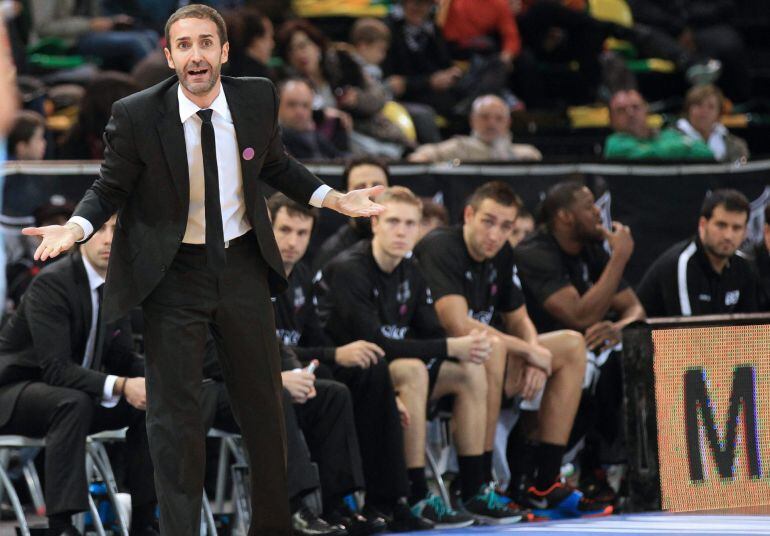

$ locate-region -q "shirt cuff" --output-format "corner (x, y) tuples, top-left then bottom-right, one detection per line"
(309, 185), (333, 208)
(101, 375), (121, 408)
(67, 216), (93, 242)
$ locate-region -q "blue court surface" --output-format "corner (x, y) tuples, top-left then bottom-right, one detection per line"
(387, 513), (770, 535)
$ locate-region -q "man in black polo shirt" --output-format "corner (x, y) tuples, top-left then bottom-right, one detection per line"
(317, 187), (522, 526)
(637, 189), (759, 317)
(415, 181), (609, 520)
(268, 193), (432, 532)
(514, 181), (646, 502)
(312, 157), (390, 272)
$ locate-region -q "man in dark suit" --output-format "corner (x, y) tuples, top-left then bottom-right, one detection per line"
(0, 215), (157, 536)
(22, 5), (383, 535)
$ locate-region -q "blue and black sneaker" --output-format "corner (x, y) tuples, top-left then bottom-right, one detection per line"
(462, 483), (523, 525)
(525, 482), (613, 520)
(411, 492), (474, 529)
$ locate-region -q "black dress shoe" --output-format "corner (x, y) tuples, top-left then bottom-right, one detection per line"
(325, 508), (385, 536)
(292, 507), (348, 536)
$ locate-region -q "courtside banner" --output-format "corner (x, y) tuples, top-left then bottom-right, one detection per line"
(652, 324), (770, 511)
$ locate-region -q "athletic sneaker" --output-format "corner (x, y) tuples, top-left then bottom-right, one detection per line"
(411, 493), (474, 529)
(525, 482), (613, 520)
(581, 469), (618, 506)
(462, 483), (523, 525)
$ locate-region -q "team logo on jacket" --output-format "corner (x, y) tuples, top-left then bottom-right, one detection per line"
(725, 290), (740, 306)
(396, 280), (411, 304)
(276, 328), (301, 346)
(293, 287), (306, 311)
(381, 325), (408, 339)
(469, 307), (494, 325)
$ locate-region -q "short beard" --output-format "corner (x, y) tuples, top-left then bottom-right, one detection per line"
(575, 225), (603, 245)
(703, 240), (734, 260)
(180, 65), (219, 95)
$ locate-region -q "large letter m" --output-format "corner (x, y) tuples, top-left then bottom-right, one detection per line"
(684, 366), (761, 482)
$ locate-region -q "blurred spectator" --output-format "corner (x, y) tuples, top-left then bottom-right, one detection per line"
(34, 197), (75, 227)
(418, 198), (448, 241)
(1, 20), (19, 315)
(6, 197), (75, 312)
(276, 18), (410, 158)
(351, 17), (441, 144)
(637, 189), (759, 316)
(675, 84), (749, 164)
(224, 7), (276, 79)
(383, 0), (465, 119)
(7, 110), (46, 160)
(131, 49), (174, 89)
(60, 71), (140, 159)
(509, 206), (534, 248)
(29, 0), (159, 72)
(442, 0), (521, 65)
(350, 18), (390, 82)
(312, 157), (390, 272)
(409, 94), (541, 162)
(278, 78), (348, 160)
(439, 0), (523, 110)
(627, 0), (750, 103)
(4, 111), (55, 223)
(603, 89), (714, 160)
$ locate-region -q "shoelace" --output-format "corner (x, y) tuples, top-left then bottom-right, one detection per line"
(481, 485), (510, 512)
(420, 493), (455, 518)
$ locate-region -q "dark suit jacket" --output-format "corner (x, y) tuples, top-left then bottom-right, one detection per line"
(0, 252), (144, 428)
(72, 75), (325, 323)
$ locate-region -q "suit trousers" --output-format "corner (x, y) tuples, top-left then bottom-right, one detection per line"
(200, 381), (319, 501)
(0, 382), (155, 516)
(332, 361), (409, 506)
(293, 379), (365, 512)
(142, 236), (289, 535)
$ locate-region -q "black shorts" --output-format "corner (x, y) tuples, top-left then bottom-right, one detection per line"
(426, 356), (460, 398)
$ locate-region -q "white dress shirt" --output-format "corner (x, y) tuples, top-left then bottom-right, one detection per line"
(70, 81), (331, 241)
(81, 256), (120, 408)
(676, 118), (727, 161)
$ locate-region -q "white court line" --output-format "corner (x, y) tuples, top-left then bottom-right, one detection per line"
(501, 516), (770, 534)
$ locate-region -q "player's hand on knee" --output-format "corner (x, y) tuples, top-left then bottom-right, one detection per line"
(521, 365), (546, 400)
(585, 320), (621, 352)
(335, 340), (384, 368)
(448, 329), (491, 364)
(281, 370), (316, 404)
(526, 343), (553, 376)
(124, 377), (147, 410)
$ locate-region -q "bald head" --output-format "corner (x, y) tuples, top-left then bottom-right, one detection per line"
(278, 79), (315, 132)
(470, 95), (511, 144)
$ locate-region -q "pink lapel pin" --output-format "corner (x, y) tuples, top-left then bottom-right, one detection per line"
(242, 147), (255, 161)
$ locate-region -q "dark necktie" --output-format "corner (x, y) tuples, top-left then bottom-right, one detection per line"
(92, 283), (105, 371)
(196, 109), (226, 271)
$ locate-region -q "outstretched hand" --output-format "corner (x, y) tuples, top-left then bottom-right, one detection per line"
(22, 224), (83, 261)
(325, 185), (386, 218)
